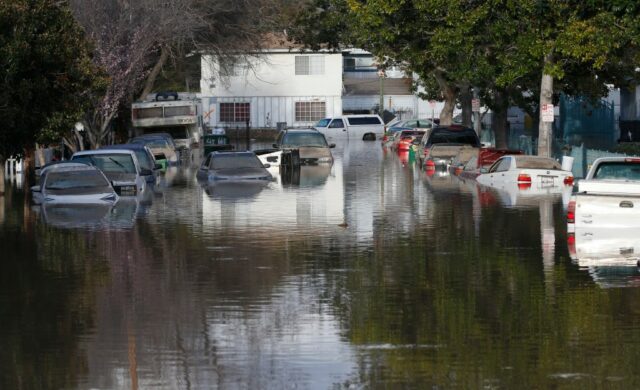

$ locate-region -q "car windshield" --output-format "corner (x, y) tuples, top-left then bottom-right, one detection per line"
(211, 154), (263, 170)
(282, 132), (328, 147)
(315, 119), (331, 127)
(515, 157), (561, 170)
(45, 170), (111, 191)
(132, 138), (171, 149)
(428, 129), (480, 146)
(133, 150), (153, 170)
(73, 154), (137, 174)
(593, 161), (640, 180)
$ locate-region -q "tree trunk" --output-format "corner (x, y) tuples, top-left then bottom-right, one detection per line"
(538, 53), (554, 157)
(434, 70), (455, 126)
(493, 89), (509, 149)
(0, 156), (5, 196)
(459, 84), (472, 128)
(138, 45), (170, 101)
(35, 144), (46, 167)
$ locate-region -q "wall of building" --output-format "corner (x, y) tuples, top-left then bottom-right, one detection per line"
(201, 53), (343, 97)
(201, 53), (343, 129)
(201, 95), (342, 129)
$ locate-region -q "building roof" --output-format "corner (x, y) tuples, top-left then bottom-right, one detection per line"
(343, 78), (413, 96)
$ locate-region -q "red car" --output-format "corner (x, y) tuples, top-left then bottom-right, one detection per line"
(395, 130), (426, 152)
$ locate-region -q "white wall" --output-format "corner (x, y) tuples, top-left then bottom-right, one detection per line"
(201, 53), (343, 97)
(201, 53), (343, 128)
(201, 95), (342, 129)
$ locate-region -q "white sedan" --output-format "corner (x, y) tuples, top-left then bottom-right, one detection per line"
(32, 162), (119, 205)
(477, 155), (574, 192)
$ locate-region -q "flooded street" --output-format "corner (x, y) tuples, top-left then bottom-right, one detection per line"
(2, 142), (640, 389)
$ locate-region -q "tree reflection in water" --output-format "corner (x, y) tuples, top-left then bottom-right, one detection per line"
(2, 146), (640, 388)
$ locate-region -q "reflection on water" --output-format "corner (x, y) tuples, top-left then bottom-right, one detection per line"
(3, 145), (640, 388)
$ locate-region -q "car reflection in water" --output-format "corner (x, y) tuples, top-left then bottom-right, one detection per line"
(569, 225), (640, 287)
(200, 180), (270, 199)
(472, 179), (573, 209)
(280, 164), (332, 187)
(37, 200), (137, 230)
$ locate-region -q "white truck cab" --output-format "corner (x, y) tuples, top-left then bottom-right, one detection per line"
(314, 115), (384, 141)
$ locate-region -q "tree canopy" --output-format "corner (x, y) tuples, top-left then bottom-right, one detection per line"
(291, 0), (640, 151)
(0, 0), (103, 158)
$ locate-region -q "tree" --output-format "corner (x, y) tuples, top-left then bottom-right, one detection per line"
(292, 1), (640, 152)
(494, 1), (640, 156)
(69, 0), (282, 148)
(0, 0), (102, 190)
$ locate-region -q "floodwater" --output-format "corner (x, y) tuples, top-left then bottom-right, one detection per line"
(2, 142), (640, 389)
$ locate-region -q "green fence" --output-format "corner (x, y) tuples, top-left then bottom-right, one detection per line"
(559, 95), (615, 149)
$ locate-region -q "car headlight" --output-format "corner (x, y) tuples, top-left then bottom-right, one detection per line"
(317, 157), (332, 163)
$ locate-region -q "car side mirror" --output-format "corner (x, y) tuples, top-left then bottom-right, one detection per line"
(329, 144), (336, 148)
(31, 185), (41, 193)
(263, 163), (271, 168)
(154, 163), (163, 170)
(140, 168), (152, 176)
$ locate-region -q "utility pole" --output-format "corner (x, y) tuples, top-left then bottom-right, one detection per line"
(378, 69), (385, 116)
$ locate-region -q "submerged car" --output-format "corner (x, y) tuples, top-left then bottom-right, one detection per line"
(101, 143), (161, 183)
(197, 151), (273, 181)
(477, 155), (573, 189)
(417, 125), (481, 168)
(393, 130), (426, 152)
(32, 162), (118, 205)
(130, 134), (179, 166)
(71, 150), (147, 196)
(273, 128), (335, 165)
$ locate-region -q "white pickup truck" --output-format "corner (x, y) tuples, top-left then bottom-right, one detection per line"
(567, 157), (640, 265)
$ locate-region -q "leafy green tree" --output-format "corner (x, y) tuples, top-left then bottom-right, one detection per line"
(508, 1), (640, 156)
(291, 0), (640, 151)
(0, 0), (103, 163)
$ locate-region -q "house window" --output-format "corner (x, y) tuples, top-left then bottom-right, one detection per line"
(295, 101), (326, 122)
(220, 102), (250, 123)
(295, 56), (325, 75)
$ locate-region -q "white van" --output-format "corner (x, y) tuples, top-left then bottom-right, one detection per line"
(314, 115), (384, 141)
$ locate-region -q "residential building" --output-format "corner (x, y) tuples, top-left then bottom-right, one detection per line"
(200, 45), (343, 129)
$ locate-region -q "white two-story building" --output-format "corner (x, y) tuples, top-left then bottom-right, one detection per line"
(200, 45), (343, 129)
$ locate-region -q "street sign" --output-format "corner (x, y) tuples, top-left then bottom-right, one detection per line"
(472, 98), (480, 112)
(542, 104), (554, 122)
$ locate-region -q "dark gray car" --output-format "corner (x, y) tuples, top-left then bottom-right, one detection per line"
(197, 151), (272, 181)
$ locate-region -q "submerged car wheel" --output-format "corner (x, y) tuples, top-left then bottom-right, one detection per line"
(362, 133), (376, 141)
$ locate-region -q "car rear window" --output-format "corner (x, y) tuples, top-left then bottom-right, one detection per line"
(346, 117), (382, 125)
(211, 154), (263, 169)
(514, 157), (561, 170)
(400, 130), (425, 138)
(132, 138), (171, 149)
(427, 129), (480, 147)
(282, 132), (328, 147)
(593, 161), (640, 180)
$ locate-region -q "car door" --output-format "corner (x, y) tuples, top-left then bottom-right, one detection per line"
(326, 119), (346, 141)
(480, 157), (511, 186)
(491, 157), (512, 187)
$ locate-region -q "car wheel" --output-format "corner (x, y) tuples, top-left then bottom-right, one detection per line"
(362, 133), (376, 141)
